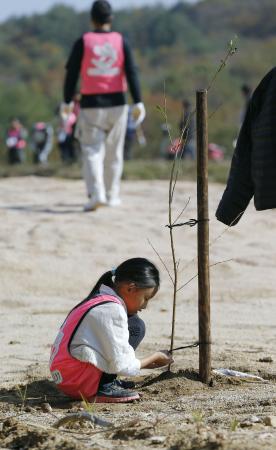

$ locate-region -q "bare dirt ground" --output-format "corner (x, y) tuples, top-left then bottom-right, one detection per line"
(0, 176), (276, 450)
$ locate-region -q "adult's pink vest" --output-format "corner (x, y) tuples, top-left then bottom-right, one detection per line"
(80, 32), (127, 95)
(7, 129), (26, 149)
(49, 294), (122, 400)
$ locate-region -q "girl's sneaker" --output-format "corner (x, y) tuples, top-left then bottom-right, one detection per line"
(115, 379), (136, 389)
(92, 381), (140, 403)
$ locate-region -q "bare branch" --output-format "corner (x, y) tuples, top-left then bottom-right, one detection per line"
(206, 38), (238, 92)
(209, 212), (244, 248)
(179, 211), (244, 274)
(172, 197), (191, 225)
(177, 258), (233, 292)
(147, 238), (173, 285)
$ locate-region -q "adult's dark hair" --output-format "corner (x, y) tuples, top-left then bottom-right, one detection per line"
(90, 0), (113, 24)
(241, 84), (252, 96)
(88, 257), (160, 298)
(182, 99), (191, 109)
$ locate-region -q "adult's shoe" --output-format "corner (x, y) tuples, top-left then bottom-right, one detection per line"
(107, 198), (121, 207)
(83, 200), (106, 212)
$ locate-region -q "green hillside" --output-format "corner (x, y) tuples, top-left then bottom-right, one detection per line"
(0, 0), (275, 159)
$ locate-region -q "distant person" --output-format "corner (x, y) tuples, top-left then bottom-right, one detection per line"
(50, 257), (173, 402)
(159, 125), (184, 160)
(6, 119), (27, 165)
(30, 122), (53, 164)
(124, 106), (138, 160)
(123, 105), (146, 160)
(208, 142), (224, 162)
(61, 0), (145, 211)
(58, 94), (81, 163)
(179, 99), (196, 160)
(58, 106), (78, 163)
(159, 123), (172, 159)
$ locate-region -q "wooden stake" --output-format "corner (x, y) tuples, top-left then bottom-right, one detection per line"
(196, 90), (211, 384)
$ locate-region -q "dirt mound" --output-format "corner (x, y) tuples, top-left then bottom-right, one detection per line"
(138, 369), (208, 398)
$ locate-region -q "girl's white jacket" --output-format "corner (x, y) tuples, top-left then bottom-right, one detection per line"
(70, 285), (141, 376)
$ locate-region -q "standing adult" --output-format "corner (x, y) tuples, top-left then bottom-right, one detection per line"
(178, 99), (196, 160)
(57, 110), (78, 163)
(30, 122), (53, 164)
(62, 0), (145, 211)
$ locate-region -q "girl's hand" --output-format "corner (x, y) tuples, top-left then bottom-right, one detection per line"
(151, 350), (174, 368)
(141, 350), (174, 369)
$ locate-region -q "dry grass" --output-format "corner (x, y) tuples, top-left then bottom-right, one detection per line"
(0, 159), (230, 183)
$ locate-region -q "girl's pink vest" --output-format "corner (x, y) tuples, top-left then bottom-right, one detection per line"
(80, 32), (127, 95)
(49, 294), (121, 399)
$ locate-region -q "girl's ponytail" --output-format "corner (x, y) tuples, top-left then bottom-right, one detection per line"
(71, 270), (114, 311)
(87, 270), (114, 298)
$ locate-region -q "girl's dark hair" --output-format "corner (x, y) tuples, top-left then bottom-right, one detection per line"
(87, 257), (160, 299)
(70, 258), (159, 313)
(90, 0), (112, 24)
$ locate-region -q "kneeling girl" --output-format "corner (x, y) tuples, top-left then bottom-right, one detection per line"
(50, 257), (173, 402)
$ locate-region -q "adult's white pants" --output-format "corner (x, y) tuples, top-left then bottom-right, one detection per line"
(76, 105), (128, 205)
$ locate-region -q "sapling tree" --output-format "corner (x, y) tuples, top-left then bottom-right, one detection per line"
(154, 39), (237, 371)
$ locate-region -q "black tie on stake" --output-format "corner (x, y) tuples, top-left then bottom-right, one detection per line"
(166, 218), (209, 230)
(169, 342), (212, 353)
(169, 342), (200, 353)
